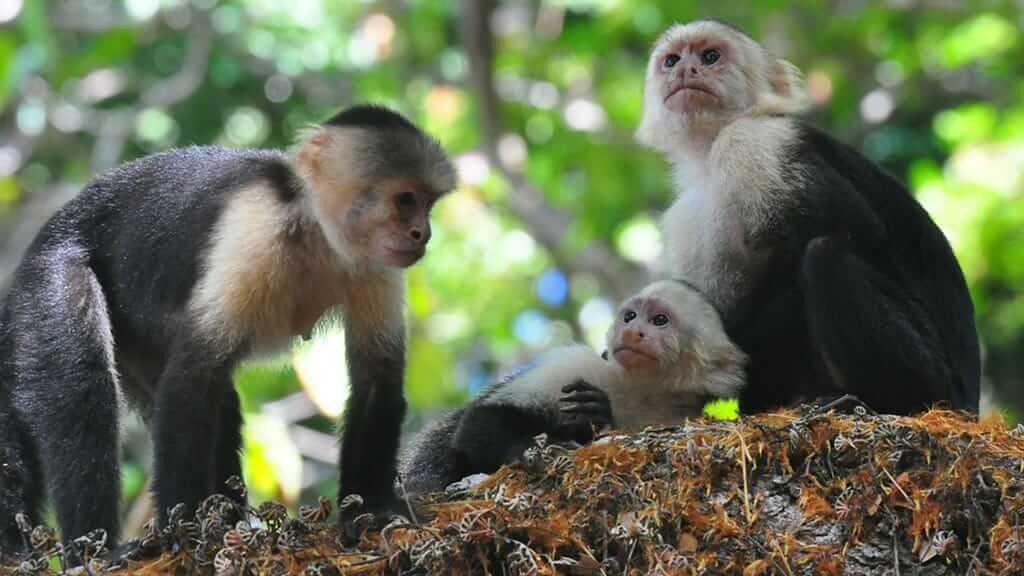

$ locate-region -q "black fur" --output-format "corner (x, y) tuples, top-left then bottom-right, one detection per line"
(727, 124), (980, 415)
(325, 105), (449, 190)
(337, 336), (408, 514)
(0, 145), (303, 550)
(324, 104), (419, 132)
(400, 376), (610, 495)
(0, 105), (451, 552)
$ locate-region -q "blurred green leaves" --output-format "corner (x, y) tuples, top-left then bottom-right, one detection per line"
(940, 13), (1017, 69)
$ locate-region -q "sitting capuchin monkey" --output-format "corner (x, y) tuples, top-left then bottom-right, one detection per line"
(0, 105), (456, 554)
(399, 279), (746, 494)
(636, 20), (980, 416)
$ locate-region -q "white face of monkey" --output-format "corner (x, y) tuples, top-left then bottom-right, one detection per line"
(605, 280), (747, 397)
(602, 278), (708, 375)
(635, 21), (809, 153)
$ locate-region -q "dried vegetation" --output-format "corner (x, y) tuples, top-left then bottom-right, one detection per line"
(3, 405), (1024, 575)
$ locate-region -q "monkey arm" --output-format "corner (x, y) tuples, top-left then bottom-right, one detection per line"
(337, 335), (406, 510)
(336, 273), (408, 514)
(451, 401), (553, 477)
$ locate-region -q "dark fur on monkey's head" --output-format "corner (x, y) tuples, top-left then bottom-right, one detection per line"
(324, 104), (422, 132)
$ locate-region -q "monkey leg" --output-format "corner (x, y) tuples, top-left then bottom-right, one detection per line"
(0, 394), (41, 554)
(5, 251), (122, 545)
(151, 342), (236, 525)
(211, 387), (245, 505)
(800, 236), (952, 415)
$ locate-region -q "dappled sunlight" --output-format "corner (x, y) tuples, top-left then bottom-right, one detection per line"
(292, 329), (348, 419)
(242, 414), (304, 508)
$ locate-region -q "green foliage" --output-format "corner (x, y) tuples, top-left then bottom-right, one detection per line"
(703, 398), (740, 421)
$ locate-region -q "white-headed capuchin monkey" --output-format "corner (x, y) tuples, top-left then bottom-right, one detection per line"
(399, 279), (746, 494)
(0, 105), (456, 553)
(636, 20), (980, 416)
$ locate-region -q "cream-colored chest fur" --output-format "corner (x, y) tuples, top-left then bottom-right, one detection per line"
(189, 185), (402, 352)
(661, 116), (800, 314)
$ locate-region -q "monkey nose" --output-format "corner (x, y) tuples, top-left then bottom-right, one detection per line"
(410, 227), (431, 244)
(623, 330), (644, 345)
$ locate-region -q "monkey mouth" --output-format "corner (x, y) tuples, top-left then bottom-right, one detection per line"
(383, 246), (425, 267)
(613, 346), (658, 367)
(664, 83), (716, 102)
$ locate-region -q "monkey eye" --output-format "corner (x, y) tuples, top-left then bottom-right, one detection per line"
(700, 48), (721, 66)
(663, 54), (680, 69)
(396, 192), (417, 208)
(623, 310), (637, 323)
(652, 314), (670, 327)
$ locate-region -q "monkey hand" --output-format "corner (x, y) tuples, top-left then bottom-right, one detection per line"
(556, 379), (613, 445)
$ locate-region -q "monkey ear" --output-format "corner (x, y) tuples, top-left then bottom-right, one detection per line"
(755, 58), (811, 116)
(293, 127), (338, 178)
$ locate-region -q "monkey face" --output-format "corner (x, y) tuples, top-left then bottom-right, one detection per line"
(298, 124), (455, 268)
(606, 280), (747, 397)
(649, 25), (756, 119)
(607, 295), (681, 375)
(635, 21), (808, 152)
(342, 178), (441, 269)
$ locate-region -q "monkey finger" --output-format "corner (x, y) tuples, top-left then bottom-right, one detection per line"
(559, 390), (608, 406)
(560, 400), (611, 415)
(561, 379), (602, 394)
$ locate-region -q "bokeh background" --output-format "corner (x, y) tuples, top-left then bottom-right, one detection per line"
(1, 0), (1021, 535)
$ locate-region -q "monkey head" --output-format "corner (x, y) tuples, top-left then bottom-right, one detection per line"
(606, 279), (746, 398)
(295, 105), (457, 268)
(635, 20), (809, 153)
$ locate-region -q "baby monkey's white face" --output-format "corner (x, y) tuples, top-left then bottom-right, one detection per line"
(607, 293), (680, 375)
(605, 280), (747, 398)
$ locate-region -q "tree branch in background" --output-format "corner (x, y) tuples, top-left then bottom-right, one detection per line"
(457, 0), (646, 302)
(0, 13), (214, 291)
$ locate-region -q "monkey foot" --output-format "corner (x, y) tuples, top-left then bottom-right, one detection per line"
(337, 494), (431, 545)
(804, 394), (877, 417)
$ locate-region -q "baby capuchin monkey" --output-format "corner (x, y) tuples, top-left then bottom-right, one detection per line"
(0, 105), (456, 553)
(399, 279), (746, 494)
(637, 20), (980, 415)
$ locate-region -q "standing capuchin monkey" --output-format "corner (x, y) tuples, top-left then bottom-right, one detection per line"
(399, 279), (746, 494)
(0, 105), (456, 553)
(636, 20), (980, 415)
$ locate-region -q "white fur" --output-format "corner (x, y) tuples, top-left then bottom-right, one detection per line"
(636, 21), (809, 153)
(485, 281), (747, 433)
(660, 116), (803, 312)
(486, 344), (624, 414)
(636, 21), (810, 314)
(604, 280), (746, 430)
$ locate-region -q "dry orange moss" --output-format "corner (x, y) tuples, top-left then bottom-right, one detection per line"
(3, 407), (1023, 575)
